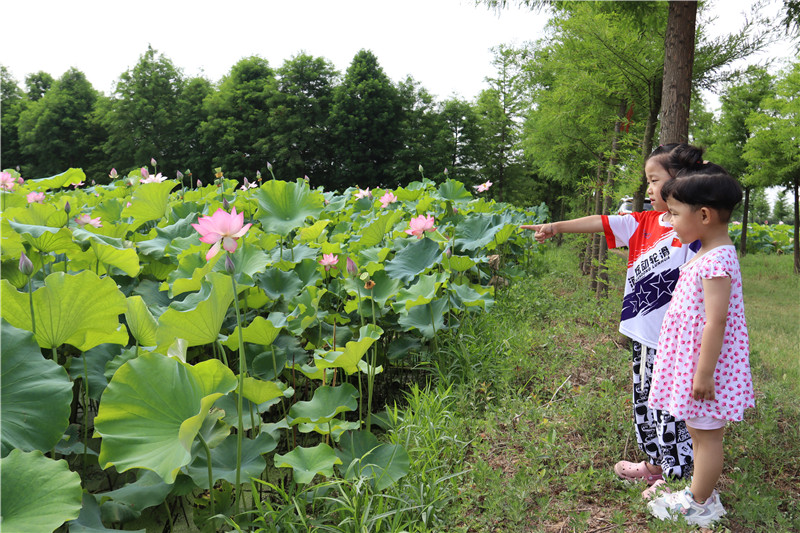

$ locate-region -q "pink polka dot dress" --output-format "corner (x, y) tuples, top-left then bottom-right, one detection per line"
(649, 245), (755, 422)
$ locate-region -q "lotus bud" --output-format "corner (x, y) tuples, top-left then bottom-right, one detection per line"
(304, 175), (309, 182)
(151, 157), (157, 167)
(19, 252), (34, 276)
(446, 246), (452, 258)
(225, 254), (236, 273)
(141, 167), (149, 178)
(109, 168), (118, 179)
(64, 201), (71, 215)
(91, 180), (96, 185)
(444, 167), (448, 175)
(418, 164), (423, 173)
(266, 162), (273, 171)
(197, 179), (202, 188)
(177, 170), (184, 179)
(17, 176), (24, 185)
(243, 178), (250, 187)
(346, 257), (357, 276)
(256, 170), (262, 181)
(223, 198), (230, 210)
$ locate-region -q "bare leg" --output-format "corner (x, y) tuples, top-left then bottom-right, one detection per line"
(645, 462), (663, 475)
(687, 426), (725, 502)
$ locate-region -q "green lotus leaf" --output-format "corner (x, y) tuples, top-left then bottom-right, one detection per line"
(121, 180), (177, 231)
(219, 243), (267, 284)
(256, 179), (325, 235)
(444, 254), (478, 272)
(156, 272), (234, 353)
(96, 470), (172, 522)
(68, 344), (124, 401)
(437, 179), (473, 201)
(125, 295), (159, 347)
(274, 443), (342, 484)
(397, 297), (449, 339)
(256, 267), (304, 301)
(298, 219), (330, 242)
(67, 493), (145, 533)
(94, 354), (238, 483)
(72, 228), (140, 277)
(336, 430), (410, 490)
(222, 315), (283, 351)
(384, 237), (442, 282)
(393, 273), (447, 311)
(186, 431), (276, 489)
(493, 222), (518, 246)
(23, 167), (86, 191)
(1, 320), (73, 457)
(286, 286), (323, 335)
(6, 202), (67, 227)
(0, 218), (25, 259)
(354, 211), (404, 249)
(316, 324), (383, 375)
(0, 449), (82, 533)
(241, 376), (288, 405)
(162, 247), (223, 297)
(288, 383), (359, 425)
(387, 336), (422, 361)
(0, 271), (128, 351)
(450, 283), (494, 310)
(8, 220), (80, 254)
(454, 213), (511, 251)
(137, 217), (198, 259)
(297, 418), (361, 440)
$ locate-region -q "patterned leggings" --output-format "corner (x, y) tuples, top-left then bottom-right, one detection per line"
(631, 341), (693, 479)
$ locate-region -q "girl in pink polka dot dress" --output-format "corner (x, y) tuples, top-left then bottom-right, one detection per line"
(647, 165), (755, 527)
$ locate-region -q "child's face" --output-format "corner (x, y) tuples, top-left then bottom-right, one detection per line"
(645, 158), (672, 212)
(666, 197), (702, 244)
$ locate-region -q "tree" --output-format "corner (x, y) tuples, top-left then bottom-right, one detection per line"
(658, 1), (697, 144)
(702, 66), (774, 255)
(17, 68), (98, 176)
(394, 76), (452, 184)
(744, 60), (800, 273)
(175, 76), (213, 184)
(103, 46), (185, 176)
(1, 65), (25, 170)
(439, 97), (484, 185)
(328, 50), (404, 191)
(200, 56), (278, 181)
(269, 53), (339, 185)
(24, 71), (54, 101)
(772, 190), (792, 222)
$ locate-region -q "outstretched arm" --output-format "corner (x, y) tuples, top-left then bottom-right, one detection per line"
(520, 215), (604, 243)
(692, 276), (732, 401)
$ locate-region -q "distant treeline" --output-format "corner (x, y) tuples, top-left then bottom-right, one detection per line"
(0, 46), (548, 205)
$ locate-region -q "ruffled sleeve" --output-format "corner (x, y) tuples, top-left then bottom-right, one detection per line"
(698, 252), (732, 280)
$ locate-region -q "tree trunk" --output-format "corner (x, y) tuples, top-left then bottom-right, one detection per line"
(740, 186), (750, 256)
(793, 175), (799, 275)
(589, 160), (605, 291)
(636, 79), (663, 212)
(659, 1), (697, 144)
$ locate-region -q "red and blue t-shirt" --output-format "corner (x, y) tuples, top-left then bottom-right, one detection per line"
(601, 211), (700, 348)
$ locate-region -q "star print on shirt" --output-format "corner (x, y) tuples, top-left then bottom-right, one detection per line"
(620, 268), (680, 320)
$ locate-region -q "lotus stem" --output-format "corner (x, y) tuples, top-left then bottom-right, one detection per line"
(197, 433), (215, 517)
(366, 291), (377, 431)
(229, 267), (247, 513)
(27, 277), (36, 336)
(81, 354), (91, 480)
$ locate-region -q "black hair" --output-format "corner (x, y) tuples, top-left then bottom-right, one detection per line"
(660, 164), (743, 222)
(646, 143), (705, 178)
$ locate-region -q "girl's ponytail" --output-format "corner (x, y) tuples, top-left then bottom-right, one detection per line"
(668, 144), (705, 174)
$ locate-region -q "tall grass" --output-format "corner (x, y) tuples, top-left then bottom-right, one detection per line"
(427, 244), (799, 532)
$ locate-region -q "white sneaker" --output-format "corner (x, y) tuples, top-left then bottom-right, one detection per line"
(647, 487), (727, 527)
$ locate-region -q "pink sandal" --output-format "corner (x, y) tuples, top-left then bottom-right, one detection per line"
(642, 479), (671, 500)
(614, 460), (663, 485)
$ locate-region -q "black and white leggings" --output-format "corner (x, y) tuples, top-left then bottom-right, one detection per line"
(631, 340), (694, 480)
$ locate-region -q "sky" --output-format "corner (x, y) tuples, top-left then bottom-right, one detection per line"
(4, 0), (794, 104)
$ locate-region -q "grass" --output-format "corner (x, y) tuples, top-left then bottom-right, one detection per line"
(422, 243), (800, 532)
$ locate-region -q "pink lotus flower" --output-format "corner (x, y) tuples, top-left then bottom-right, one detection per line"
(240, 178), (258, 191)
(27, 192), (45, 204)
(405, 215), (436, 238)
(72, 181), (85, 189)
(473, 180), (493, 193)
(319, 253), (339, 271)
(355, 187), (372, 199)
(1, 172), (18, 191)
(140, 173), (166, 184)
(191, 207), (252, 261)
(75, 214), (103, 228)
(379, 191), (397, 208)
(109, 168), (118, 179)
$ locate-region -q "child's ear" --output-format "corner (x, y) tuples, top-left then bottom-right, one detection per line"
(699, 206), (713, 224)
